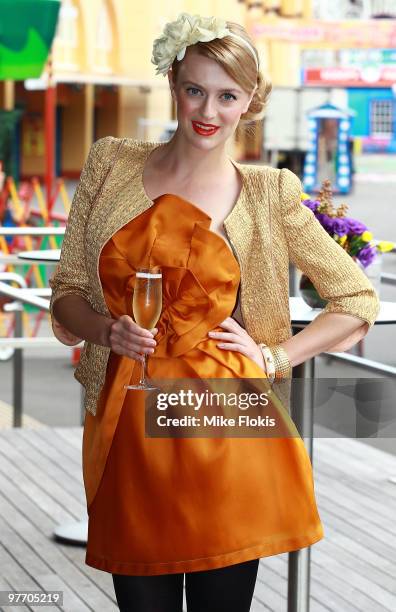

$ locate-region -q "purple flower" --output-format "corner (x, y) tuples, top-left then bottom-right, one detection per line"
(346, 217), (367, 235)
(316, 213), (334, 233)
(303, 199), (320, 212)
(357, 245), (377, 268)
(333, 218), (348, 237)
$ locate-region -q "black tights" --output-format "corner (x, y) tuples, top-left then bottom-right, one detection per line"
(112, 558), (259, 612)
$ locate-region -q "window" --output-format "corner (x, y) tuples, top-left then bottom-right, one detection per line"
(56, 0), (78, 48)
(370, 100), (394, 137)
(94, 1), (115, 72)
(370, 0), (396, 17)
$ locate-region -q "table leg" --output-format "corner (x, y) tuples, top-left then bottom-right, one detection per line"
(53, 520), (87, 545)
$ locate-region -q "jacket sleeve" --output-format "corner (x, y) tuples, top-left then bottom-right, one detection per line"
(48, 137), (115, 345)
(279, 168), (380, 351)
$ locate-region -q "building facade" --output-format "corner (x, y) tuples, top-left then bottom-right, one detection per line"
(1, 0), (245, 179)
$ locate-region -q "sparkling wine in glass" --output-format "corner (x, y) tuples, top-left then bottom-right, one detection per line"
(125, 267), (162, 391)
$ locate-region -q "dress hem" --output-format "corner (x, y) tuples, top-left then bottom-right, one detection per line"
(85, 524), (324, 576)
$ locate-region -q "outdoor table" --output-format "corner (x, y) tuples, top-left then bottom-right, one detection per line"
(17, 249), (61, 262)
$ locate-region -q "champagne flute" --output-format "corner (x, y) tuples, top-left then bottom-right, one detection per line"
(125, 267), (162, 391)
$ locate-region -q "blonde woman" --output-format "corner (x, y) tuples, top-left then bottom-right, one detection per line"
(50, 13), (379, 612)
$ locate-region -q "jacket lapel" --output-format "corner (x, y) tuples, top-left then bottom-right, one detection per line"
(225, 164), (289, 344)
(85, 140), (158, 312)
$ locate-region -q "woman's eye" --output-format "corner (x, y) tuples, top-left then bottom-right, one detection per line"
(186, 88), (236, 101)
(222, 93), (237, 101)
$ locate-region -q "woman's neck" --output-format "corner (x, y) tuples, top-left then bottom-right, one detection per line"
(152, 131), (233, 184)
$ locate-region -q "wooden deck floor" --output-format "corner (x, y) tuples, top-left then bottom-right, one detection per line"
(0, 427), (395, 612)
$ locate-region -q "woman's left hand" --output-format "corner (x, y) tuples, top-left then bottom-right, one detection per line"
(208, 317), (266, 371)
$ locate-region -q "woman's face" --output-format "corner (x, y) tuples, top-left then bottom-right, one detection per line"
(168, 48), (256, 151)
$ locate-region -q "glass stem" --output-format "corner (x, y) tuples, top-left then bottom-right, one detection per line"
(139, 353), (147, 386)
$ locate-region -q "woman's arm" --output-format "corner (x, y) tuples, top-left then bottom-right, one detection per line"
(278, 168), (380, 364)
(278, 312), (368, 368)
(48, 137), (116, 345)
(53, 294), (157, 359)
(52, 294), (114, 347)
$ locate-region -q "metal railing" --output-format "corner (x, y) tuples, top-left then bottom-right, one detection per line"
(0, 227), (65, 236)
(0, 275), (83, 427)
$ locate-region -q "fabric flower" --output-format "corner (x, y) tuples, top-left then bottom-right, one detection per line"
(152, 13), (230, 76)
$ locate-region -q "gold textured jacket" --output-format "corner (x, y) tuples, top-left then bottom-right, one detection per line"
(49, 136), (380, 416)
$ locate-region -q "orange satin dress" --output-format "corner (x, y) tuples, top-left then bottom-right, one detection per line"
(85, 194), (324, 576)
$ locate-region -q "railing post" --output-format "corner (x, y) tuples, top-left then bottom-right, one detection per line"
(12, 304), (24, 428)
(288, 334), (315, 612)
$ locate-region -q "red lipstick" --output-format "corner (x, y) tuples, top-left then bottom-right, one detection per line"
(191, 121), (220, 136)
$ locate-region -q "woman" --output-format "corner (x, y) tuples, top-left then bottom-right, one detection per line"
(49, 13), (380, 612)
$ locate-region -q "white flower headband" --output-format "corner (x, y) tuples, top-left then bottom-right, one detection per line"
(151, 12), (259, 76)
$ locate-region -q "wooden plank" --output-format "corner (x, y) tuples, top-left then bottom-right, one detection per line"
(313, 521), (396, 581)
(1, 429), (85, 503)
(312, 545), (395, 611)
(314, 438), (396, 484)
(0, 467), (117, 610)
(314, 469), (395, 524)
(8, 428), (85, 499)
(317, 437), (396, 471)
(0, 493), (115, 610)
(315, 477), (395, 539)
(29, 427), (83, 467)
(314, 457), (396, 513)
(316, 484), (396, 555)
(0, 538), (60, 612)
(15, 430), (86, 509)
(0, 504), (89, 612)
(312, 531), (396, 596)
(264, 553), (362, 612)
(0, 437), (85, 520)
(17, 428), (82, 475)
(315, 442), (396, 500)
(317, 505), (395, 567)
(0, 453), (77, 525)
(53, 426), (83, 451)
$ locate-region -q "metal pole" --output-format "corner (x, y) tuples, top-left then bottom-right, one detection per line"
(288, 329), (316, 612)
(45, 53), (56, 211)
(12, 305), (24, 428)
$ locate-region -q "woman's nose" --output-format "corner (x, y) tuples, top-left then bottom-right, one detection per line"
(200, 97), (217, 120)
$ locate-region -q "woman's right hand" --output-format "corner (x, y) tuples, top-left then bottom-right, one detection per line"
(108, 315), (157, 362)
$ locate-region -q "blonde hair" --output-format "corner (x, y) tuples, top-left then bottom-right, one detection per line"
(170, 21), (272, 129)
